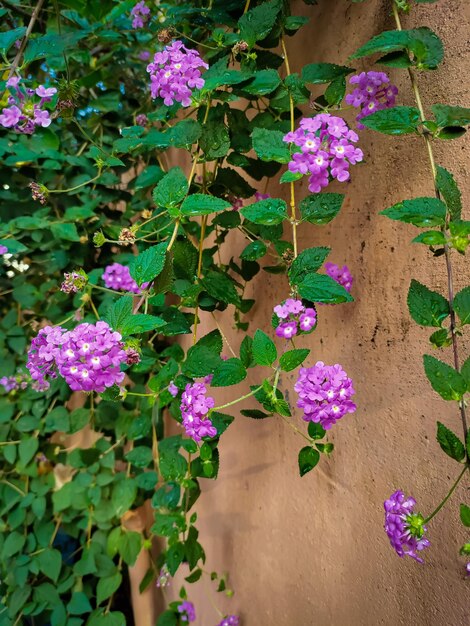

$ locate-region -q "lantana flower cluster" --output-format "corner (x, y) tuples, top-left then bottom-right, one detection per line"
(177, 601), (196, 623)
(130, 1), (150, 28)
(0, 77), (56, 134)
(146, 40), (208, 106)
(0, 372), (29, 392)
(102, 263), (147, 294)
(384, 490), (430, 563)
(180, 382), (217, 442)
(273, 298), (317, 340)
(283, 113), (363, 193)
(60, 270), (89, 294)
(27, 322), (128, 392)
(346, 71), (398, 129)
(324, 262), (353, 293)
(217, 617), (240, 626)
(295, 361), (356, 429)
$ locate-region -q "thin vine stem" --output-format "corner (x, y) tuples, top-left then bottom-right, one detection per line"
(424, 465), (468, 523)
(212, 385), (264, 412)
(392, 2), (468, 443)
(7, 0), (45, 81)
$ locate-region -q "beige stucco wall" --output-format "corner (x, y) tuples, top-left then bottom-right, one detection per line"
(163, 1), (470, 624)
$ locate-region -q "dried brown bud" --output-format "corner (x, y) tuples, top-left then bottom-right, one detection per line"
(119, 228), (136, 246)
(29, 182), (48, 205)
(157, 27), (176, 44)
(141, 209), (153, 220)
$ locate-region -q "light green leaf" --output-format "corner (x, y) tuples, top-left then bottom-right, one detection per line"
(241, 198), (287, 225)
(252, 330), (277, 367)
(460, 504), (470, 527)
(129, 241), (168, 286)
(211, 358), (247, 387)
(180, 194), (231, 216)
(435, 166), (462, 221)
(424, 355), (467, 401)
(238, 0), (282, 47)
(38, 549), (62, 583)
(298, 274), (353, 304)
(0, 28), (26, 55)
(153, 167), (188, 210)
(432, 105), (470, 128)
(279, 349), (310, 372)
(454, 287), (470, 326)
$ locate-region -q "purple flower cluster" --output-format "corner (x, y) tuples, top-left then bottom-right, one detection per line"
(274, 298), (316, 339)
(0, 77), (56, 134)
(177, 601), (196, 623)
(60, 270), (88, 294)
(146, 40), (208, 107)
(130, 1), (150, 28)
(324, 262), (353, 293)
(168, 381), (179, 397)
(180, 382), (217, 442)
(136, 113), (148, 126)
(0, 245), (8, 255)
(283, 114), (363, 193)
(295, 361), (356, 429)
(217, 617), (240, 626)
(27, 322), (127, 392)
(102, 263), (146, 294)
(254, 191), (270, 202)
(346, 71), (398, 129)
(384, 491), (430, 563)
(0, 372), (29, 392)
(156, 564), (171, 588)
(230, 197), (243, 211)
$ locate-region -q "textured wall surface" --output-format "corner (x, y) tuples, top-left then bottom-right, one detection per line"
(163, 1), (470, 624)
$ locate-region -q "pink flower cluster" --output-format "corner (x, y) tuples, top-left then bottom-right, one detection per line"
(0, 372), (29, 392)
(60, 270), (88, 294)
(130, 1), (150, 28)
(177, 601), (196, 623)
(146, 40), (208, 107)
(294, 361), (356, 429)
(180, 382), (217, 442)
(324, 262), (353, 293)
(102, 263), (146, 294)
(274, 298), (316, 339)
(384, 491), (430, 563)
(27, 322), (128, 392)
(346, 71), (398, 129)
(217, 617), (239, 626)
(0, 77), (56, 134)
(283, 114), (363, 193)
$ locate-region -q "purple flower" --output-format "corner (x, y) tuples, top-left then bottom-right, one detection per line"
(6, 76), (21, 89)
(255, 191), (270, 201)
(384, 491), (430, 563)
(136, 113), (148, 126)
(273, 299), (316, 338)
(0, 79), (57, 134)
(102, 263), (147, 294)
(156, 564), (171, 588)
(324, 262), (353, 293)
(0, 372), (29, 392)
(294, 361), (356, 430)
(147, 40), (208, 107)
(230, 197), (243, 211)
(139, 50), (150, 61)
(283, 114), (363, 192)
(180, 382), (217, 442)
(217, 617), (240, 626)
(0, 105), (22, 128)
(131, 1), (150, 28)
(26, 326), (67, 391)
(168, 381), (179, 397)
(0, 245), (8, 255)
(177, 600), (196, 623)
(35, 85), (57, 100)
(466, 563), (470, 576)
(346, 71), (398, 129)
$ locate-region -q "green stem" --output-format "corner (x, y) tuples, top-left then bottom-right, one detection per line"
(279, 414), (311, 442)
(424, 465), (468, 523)
(212, 385), (263, 412)
(48, 172), (101, 194)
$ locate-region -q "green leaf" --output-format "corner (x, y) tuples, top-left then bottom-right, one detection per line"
(0, 27), (26, 55)
(251, 128), (291, 164)
(412, 231), (446, 246)
(129, 241), (168, 286)
(120, 313), (166, 336)
(435, 166), (462, 221)
(423, 355), (467, 401)
(350, 27), (443, 70)
(157, 610), (178, 626)
(361, 106), (420, 135)
(252, 330), (277, 367)
(51, 222), (81, 242)
(241, 198), (287, 225)
(298, 446), (320, 476)
(166, 542), (185, 576)
(280, 170), (303, 183)
(97, 572), (122, 605)
(38, 548), (62, 584)
(104, 296), (133, 334)
(240, 409), (272, 419)
(125, 446), (153, 468)
(202, 271), (241, 306)
(24, 32), (87, 63)
(460, 504), (470, 527)
(133, 165), (164, 189)
(112, 478), (137, 517)
(298, 274), (353, 304)
(380, 197), (446, 227)
(407, 279), (449, 327)
(436, 422), (466, 462)
(299, 193), (345, 225)
(301, 62), (353, 84)
(289, 247), (330, 285)
(238, 0), (282, 47)
(308, 422), (326, 440)
(243, 69), (281, 96)
(118, 531), (142, 566)
(454, 287), (470, 326)
(180, 194), (231, 216)
(431, 105), (470, 128)
(67, 592), (92, 616)
(18, 437), (39, 467)
(153, 167), (188, 210)
(461, 356), (470, 391)
(2, 532), (26, 559)
(183, 346), (221, 378)
(279, 349), (310, 372)
(211, 358), (247, 387)
(240, 240), (268, 261)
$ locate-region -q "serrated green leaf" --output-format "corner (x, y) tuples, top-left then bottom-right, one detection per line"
(0, 27), (26, 55)
(241, 198), (287, 225)
(301, 62), (353, 84)
(289, 247), (330, 285)
(460, 504), (470, 527)
(454, 287), (470, 326)
(407, 279), (449, 327)
(299, 193), (345, 225)
(180, 194), (231, 216)
(298, 446), (320, 476)
(240, 409), (272, 419)
(380, 197), (446, 227)
(298, 274), (353, 304)
(252, 330), (277, 367)
(436, 421), (465, 462)
(412, 231), (447, 246)
(251, 128), (291, 163)
(153, 167), (188, 210)
(129, 242), (168, 286)
(361, 106), (420, 135)
(431, 105), (470, 128)
(424, 355), (467, 401)
(240, 240), (267, 261)
(238, 0), (282, 47)
(211, 358), (247, 387)
(243, 69), (281, 96)
(435, 166), (462, 221)
(279, 349), (310, 372)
